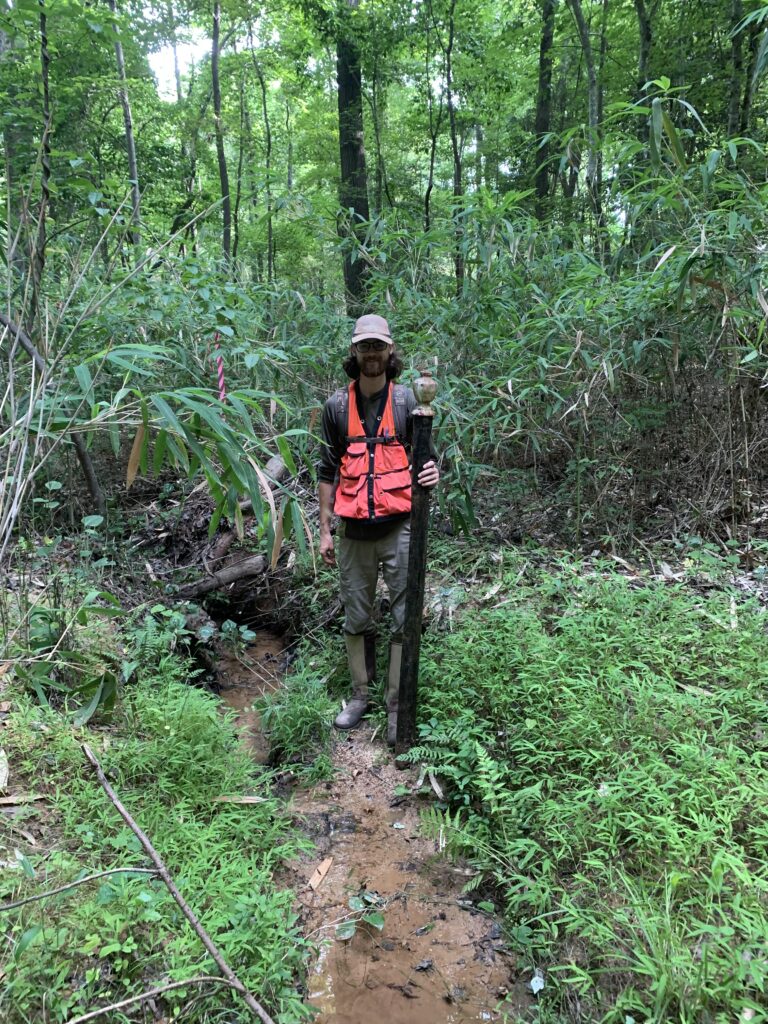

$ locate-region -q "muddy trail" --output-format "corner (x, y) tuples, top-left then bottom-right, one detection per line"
(218, 634), (530, 1024)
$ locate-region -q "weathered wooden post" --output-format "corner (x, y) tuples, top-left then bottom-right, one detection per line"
(396, 369), (438, 758)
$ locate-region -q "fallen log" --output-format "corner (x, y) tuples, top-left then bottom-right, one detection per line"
(178, 554), (267, 599)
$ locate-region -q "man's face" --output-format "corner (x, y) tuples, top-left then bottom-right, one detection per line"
(353, 339), (391, 377)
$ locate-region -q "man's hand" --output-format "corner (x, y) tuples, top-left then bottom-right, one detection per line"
(319, 526), (336, 566)
(417, 460), (439, 488)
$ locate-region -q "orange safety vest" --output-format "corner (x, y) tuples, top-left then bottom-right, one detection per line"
(334, 381), (412, 520)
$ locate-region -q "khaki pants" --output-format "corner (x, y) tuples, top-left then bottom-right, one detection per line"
(338, 519), (410, 640)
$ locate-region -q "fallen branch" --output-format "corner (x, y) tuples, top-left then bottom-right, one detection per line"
(0, 866), (157, 912)
(65, 975), (243, 1024)
(178, 554), (267, 599)
(81, 743), (276, 1024)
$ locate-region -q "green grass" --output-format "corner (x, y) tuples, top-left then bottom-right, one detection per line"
(402, 553), (768, 1023)
(1, 649), (314, 1024)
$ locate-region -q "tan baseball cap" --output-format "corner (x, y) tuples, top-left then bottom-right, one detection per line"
(351, 313), (393, 345)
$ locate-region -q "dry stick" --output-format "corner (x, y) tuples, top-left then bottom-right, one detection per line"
(0, 867), (157, 913)
(81, 743), (276, 1024)
(65, 976), (243, 1024)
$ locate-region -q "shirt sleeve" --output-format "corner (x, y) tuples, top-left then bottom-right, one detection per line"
(317, 394), (346, 484)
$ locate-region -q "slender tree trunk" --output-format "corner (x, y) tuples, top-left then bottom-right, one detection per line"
(444, 0), (463, 294)
(212, 1), (231, 262)
(249, 38), (274, 283)
(423, 32), (444, 233)
(596, 0), (610, 257)
(336, 0), (370, 314)
(167, 3), (183, 103)
(474, 125), (483, 190)
(740, 21), (763, 133)
(367, 57), (393, 213)
(107, 0), (140, 248)
(428, 0), (463, 293)
(633, 0), (653, 101)
(232, 71), (245, 262)
(285, 101), (293, 191)
(568, 0), (604, 248)
(534, 0), (557, 219)
(29, 1), (52, 329)
(728, 0), (744, 138)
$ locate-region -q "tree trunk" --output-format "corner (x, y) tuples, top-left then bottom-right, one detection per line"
(232, 70), (245, 262)
(29, 1), (52, 329)
(166, 3), (183, 103)
(740, 20), (763, 133)
(249, 38), (274, 283)
(423, 29), (444, 233)
(336, 0), (370, 315)
(633, 0), (653, 101)
(285, 101), (293, 191)
(428, 0), (463, 293)
(596, 0), (610, 258)
(444, 0), (463, 294)
(727, 0), (744, 138)
(212, 1), (231, 262)
(534, 0), (557, 219)
(107, 0), (141, 248)
(568, 0), (604, 247)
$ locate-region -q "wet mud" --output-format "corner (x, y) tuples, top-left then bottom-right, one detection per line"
(217, 635), (531, 1024)
(216, 633), (284, 763)
(288, 734), (529, 1024)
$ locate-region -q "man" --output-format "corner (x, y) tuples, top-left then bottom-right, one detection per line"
(318, 314), (439, 746)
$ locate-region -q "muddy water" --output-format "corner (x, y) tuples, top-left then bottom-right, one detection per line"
(288, 732), (529, 1024)
(216, 633), (284, 763)
(217, 636), (530, 1024)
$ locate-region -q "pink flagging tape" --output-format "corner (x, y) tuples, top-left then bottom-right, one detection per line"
(214, 331), (227, 401)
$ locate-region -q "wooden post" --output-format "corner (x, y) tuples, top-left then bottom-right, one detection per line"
(396, 370), (437, 757)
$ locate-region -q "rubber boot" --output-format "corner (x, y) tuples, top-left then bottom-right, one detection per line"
(334, 634), (370, 730)
(386, 642), (402, 747)
(364, 631), (377, 686)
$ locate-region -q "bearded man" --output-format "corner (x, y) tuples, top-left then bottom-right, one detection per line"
(317, 314), (439, 746)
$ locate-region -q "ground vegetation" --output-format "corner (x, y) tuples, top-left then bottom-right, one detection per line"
(3, 0), (768, 1021)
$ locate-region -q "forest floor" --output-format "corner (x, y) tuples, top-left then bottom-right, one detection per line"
(3, 484), (768, 1023)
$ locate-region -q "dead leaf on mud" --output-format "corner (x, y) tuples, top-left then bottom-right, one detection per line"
(0, 794), (45, 806)
(0, 748), (8, 791)
(308, 856), (334, 891)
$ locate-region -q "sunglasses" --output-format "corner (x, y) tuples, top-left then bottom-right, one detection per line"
(354, 340), (389, 352)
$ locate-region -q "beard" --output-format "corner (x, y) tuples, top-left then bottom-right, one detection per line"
(360, 355), (388, 377)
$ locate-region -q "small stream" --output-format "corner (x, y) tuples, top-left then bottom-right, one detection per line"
(216, 632), (528, 1024)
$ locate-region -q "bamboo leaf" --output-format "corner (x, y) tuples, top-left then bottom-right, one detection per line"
(126, 424), (145, 489)
(661, 110), (687, 170)
(649, 98), (663, 167)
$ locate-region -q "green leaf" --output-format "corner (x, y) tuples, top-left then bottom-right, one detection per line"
(348, 896), (365, 911)
(276, 435), (297, 476)
(649, 98), (663, 168)
(14, 926), (42, 959)
(362, 912), (385, 931)
(82, 515), (104, 529)
(74, 363), (94, 399)
(661, 110), (687, 171)
(16, 851), (36, 880)
(335, 921), (356, 941)
(73, 673), (117, 727)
